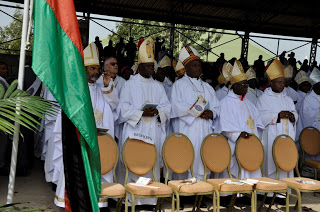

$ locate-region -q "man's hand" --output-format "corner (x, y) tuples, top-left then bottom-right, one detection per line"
(200, 110), (213, 120)
(239, 131), (251, 139)
(278, 111), (295, 123)
(103, 73), (112, 87)
(142, 107), (159, 117)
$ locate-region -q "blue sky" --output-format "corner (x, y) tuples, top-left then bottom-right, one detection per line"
(0, 0), (316, 66)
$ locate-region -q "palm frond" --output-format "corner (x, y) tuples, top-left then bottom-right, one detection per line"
(0, 80), (60, 136)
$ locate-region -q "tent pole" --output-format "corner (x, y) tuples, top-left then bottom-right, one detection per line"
(7, 0), (30, 204)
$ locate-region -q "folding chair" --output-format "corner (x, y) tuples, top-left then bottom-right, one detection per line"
(122, 138), (174, 212)
(201, 133), (255, 212)
(274, 134), (320, 212)
(162, 133), (214, 212)
(98, 134), (126, 212)
(299, 127), (320, 180)
(235, 134), (288, 212)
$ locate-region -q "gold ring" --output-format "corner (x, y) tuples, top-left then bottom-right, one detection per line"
(154, 113), (157, 116)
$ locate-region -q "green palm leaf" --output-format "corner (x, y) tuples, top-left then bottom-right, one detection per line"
(0, 80), (60, 137)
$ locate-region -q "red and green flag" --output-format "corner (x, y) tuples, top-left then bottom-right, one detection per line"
(32, 0), (100, 211)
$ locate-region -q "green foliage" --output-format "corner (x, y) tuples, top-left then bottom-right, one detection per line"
(0, 7), (32, 55)
(108, 18), (223, 59)
(0, 80), (59, 137)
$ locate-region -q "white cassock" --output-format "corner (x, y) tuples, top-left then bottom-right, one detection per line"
(117, 74), (171, 206)
(256, 87), (298, 180)
(0, 76), (9, 89)
(245, 87), (263, 105)
(170, 75), (220, 180)
(216, 90), (265, 179)
(295, 90), (308, 113)
(284, 86), (301, 106)
(296, 90), (320, 161)
(215, 86), (229, 100)
(163, 77), (173, 100)
(43, 88), (61, 183)
(54, 82), (117, 208)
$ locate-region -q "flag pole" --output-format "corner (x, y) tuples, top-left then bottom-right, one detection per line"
(7, 0), (30, 204)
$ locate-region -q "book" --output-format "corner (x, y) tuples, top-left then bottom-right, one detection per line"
(140, 102), (158, 111)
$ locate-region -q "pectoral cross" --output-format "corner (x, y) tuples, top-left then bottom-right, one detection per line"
(246, 115), (255, 134)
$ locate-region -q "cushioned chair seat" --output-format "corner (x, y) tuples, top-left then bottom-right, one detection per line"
(168, 180), (214, 193)
(305, 160), (320, 169)
(251, 177), (287, 191)
(282, 177), (320, 190)
(100, 182), (126, 196)
(126, 182), (173, 196)
(207, 178), (252, 192)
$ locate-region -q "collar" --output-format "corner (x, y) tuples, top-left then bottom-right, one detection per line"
(229, 89), (246, 101)
(88, 82), (95, 87)
(164, 77), (173, 86)
(266, 87), (282, 97)
(138, 73), (152, 83)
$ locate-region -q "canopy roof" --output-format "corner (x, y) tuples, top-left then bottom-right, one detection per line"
(6, 0), (320, 38)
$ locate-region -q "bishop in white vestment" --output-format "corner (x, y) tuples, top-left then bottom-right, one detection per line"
(256, 59), (298, 181)
(216, 61), (265, 179)
(117, 37), (171, 206)
(296, 67), (320, 162)
(54, 42), (117, 208)
(171, 44), (219, 180)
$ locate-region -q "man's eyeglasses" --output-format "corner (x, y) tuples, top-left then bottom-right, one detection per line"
(109, 62), (118, 66)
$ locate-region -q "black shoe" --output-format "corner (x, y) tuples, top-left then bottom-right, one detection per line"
(179, 201), (184, 210)
(236, 196), (251, 205)
(275, 197), (286, 205)
(264, 196), (272, 204)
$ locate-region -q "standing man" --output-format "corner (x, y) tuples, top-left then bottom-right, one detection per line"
(294, 71), (311, 112)
(217, 60), (264, 179)
(0, 61), (9, 89)
(117, 37), (171, 206)
(296, 67), (320, 163)
(157, 55), (174, 98)
(245, 67), (263, 105)
(97, 57), (125, 95)
(216, 62), (232, 100)
(54, 42), (117, 208)
(256, 59), (298, 181)
(283, 65), (300, 105)
(170, 44), (220, 180)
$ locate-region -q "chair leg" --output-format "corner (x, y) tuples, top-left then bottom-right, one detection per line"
(286, 191), (289, 212)
(258, 193), (267, 211)
(228, 194), (237, 212)
(125, 195), (129, 212)
(131, 193), (135, 212)
(171, 194), (175, 212)
(216, 192), (220, 212)
(175, 191), (180, 212)
(192, 195), (199, 212)
(213, 191), (216, 212)
(251, 191), (256, 212)
(155, 198), (160, 212)
(267, 193), (276, 212)
(196, 195), (203, 210)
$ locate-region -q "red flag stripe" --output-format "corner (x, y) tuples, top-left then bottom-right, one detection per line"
(45, 0), (84, 58)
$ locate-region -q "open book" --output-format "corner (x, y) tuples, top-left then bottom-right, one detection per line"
(140, 102), (158, 111)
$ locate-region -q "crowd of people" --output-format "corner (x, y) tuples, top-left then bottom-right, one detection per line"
(1, 35), (320, 210)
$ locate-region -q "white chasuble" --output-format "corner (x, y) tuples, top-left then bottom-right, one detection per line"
(256, 87), (298, 180)
(216, 90), (265, 179)
(170, 75), (219, 180)
(117, 74), (171, 206)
